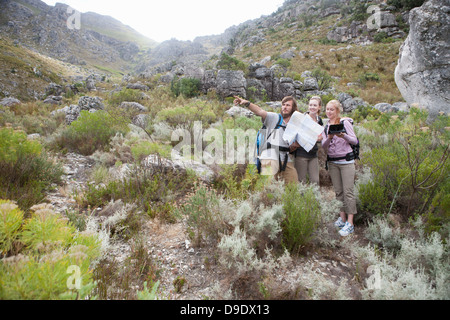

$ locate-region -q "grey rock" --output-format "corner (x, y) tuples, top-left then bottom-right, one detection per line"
(338, 93), (367, 113)
(78, 96), (104, 111)
(132, 114), (150, 128)
(373, 103), (393, 113)
(86, 75), (97, 91)
(395, 0), (450, 120)
(279, 47), (297, 60)
(303, 77), (319, 91)
(143, 152), (215, 184)
(0, 97), (21, 107)
(45, 83), (64, 96)
(126, 82), (149, 91)
(119, 101), (148, 112)
(392, 102), (410, 112)
(43, 95), (62, 105)
(216, 70), (247, 98)
(225, 106), (254, 118)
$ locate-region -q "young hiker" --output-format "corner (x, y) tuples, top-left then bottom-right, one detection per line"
(233, 95), (298, 184)
(321, 100), (358, 236)
(293, 96), (324, 185)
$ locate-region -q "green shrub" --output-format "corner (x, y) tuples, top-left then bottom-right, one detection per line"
(281, 183), (321, 254)
(351, 105), (382, 122)
(359, 109), (449, 218)
(357, 179), (391, 217)
(56, 110), (128, 155)
(0, 200), (23, 255)
(0, 128), (63, 210)
(78, 165), (194, 224)
(275, 58), (291, 69)
(217, 53), (248, 73)
(108, 88), (143, 106)
(373, 32), (395, 43)
(131, 141), (172, 162)
(171, 77), (202, 98)
(214, 164), (267, 201)
(311, 67), (334, 91)
(21, 206), (76, 250)
(176, 183), (225, 246)
(0, 202), (102, 299)
(156, 101), (217, 130)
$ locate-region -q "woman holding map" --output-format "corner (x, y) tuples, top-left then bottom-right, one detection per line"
(293, 96), (324, 185)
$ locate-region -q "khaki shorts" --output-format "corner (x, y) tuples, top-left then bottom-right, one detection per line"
(260, 156), (298, 185)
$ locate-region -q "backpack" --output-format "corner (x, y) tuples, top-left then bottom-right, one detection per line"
(255, 114), (288, 174)
(324, 118), (360, 163)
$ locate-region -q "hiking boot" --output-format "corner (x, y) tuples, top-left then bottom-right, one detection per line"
(334, 217), (346, 228)
(339, 222), (354, 237)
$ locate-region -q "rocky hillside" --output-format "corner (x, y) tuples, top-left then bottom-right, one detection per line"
(138, 0), (421, 110)
(1, 0), (444, 115)
(0, 0), (157, 73)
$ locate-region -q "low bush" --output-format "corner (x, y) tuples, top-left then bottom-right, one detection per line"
(78, 164), (195, 224)
(176, 182), (226, 246)
(311, 67), (334, 91)
(358, 217), (449, 300)
(0, 202), (102, 299)
(108, 88), (143, 106)
(130, 140), (172, 162)
(53, 110), (128, 156)
(217, 53), (248, 73)
(357, 109), (449, 218)
(281, 183), (321, 253)
(0, 128), (63, 210)
(156, 101), (217, 131)
(171, 77), (202, 98)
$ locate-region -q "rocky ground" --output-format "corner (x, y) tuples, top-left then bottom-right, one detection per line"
(45, 152), (369, 300)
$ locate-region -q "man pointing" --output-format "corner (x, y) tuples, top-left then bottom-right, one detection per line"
(233, 95), (299, 184)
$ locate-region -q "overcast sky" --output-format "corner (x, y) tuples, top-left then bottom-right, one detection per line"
(41, 0), (284, 42)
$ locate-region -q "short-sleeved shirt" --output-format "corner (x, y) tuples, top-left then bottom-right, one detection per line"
(259, 112), (292, 162)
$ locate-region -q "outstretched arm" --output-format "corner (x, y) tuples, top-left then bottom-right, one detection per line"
(233, 96), (267, 121)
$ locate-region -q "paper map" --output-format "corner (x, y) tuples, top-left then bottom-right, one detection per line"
(283, 111), (324, 152)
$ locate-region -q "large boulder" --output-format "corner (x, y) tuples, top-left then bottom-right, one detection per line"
(216, 70), (247, 98)
(394, 0), (450, 119)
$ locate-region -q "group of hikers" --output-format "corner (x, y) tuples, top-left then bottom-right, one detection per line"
(233, 95), (358, 237)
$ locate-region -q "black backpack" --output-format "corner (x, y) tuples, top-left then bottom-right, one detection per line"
(324, 118), (360, 163)
(255, 114), (289, 174)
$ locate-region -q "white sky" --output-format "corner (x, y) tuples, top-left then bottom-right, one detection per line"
(41, 0), (284, 43)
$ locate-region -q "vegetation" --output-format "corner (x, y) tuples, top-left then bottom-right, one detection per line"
(50, 110), (129, 156)
(0, 127), (63, 210)
(0, 201), (102, 299)
(0, 0), (448, 302)
(170, 77), (202, 98)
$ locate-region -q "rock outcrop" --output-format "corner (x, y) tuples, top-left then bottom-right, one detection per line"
(52, 96), (105, 124)
(395, 0), (450, 119)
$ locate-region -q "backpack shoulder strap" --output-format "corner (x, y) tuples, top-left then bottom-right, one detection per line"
(275, 113), (285, 129)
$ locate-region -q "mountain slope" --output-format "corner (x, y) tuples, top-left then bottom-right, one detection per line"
(0, 0), (157, 74)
